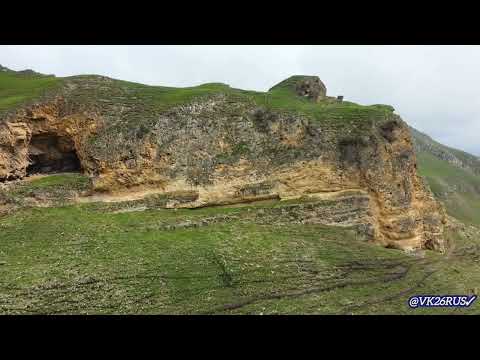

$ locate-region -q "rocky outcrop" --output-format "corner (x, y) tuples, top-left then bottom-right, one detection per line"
(270, 75), (328, 102)
(0, 99), (99, 180)
(294, 76), (327, 102)
(0, 75), (447, 252)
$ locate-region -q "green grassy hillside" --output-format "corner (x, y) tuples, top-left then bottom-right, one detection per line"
(411, 126), (480, 176)
(0, 67), (393, 130)
(417, 151), (480, 226)
(1, 187), (479, 315)
(0, 67), (60, 112)
(411, 126), (480, 227)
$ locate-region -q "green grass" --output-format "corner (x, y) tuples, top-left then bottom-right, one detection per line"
(86, 75), (392, 125)
(1, 173), (91, 206)
(259, 75), (394, 124)
(411, 126), (480, 177)
(245, 87), (393, 128)
(98, 74), (381, 123)
(98, 79), (233, 111)
(417, 152), (480, 185)
(16, 173), (90, 191)
(0, 70), (60, 112)
(0, 70), (393, 131)
(417, 151), (480, 226)
(1, 181), (479, 314)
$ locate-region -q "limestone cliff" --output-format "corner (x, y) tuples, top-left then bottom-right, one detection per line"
(0, 71), (447, 251)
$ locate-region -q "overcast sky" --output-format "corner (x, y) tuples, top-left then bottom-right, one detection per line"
(1, 45), (479, 155)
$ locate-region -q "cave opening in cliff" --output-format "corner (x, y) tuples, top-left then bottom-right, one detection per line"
(26, 133), (82, 175)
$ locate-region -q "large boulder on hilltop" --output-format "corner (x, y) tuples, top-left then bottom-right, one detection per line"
(270, 75), (327, 102)
(294, 76), (327, 101)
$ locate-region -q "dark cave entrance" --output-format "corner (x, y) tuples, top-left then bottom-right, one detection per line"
(26, 133), (82, 175)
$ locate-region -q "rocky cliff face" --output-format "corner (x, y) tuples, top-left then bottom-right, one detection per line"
(0, 101), (98, 180)
(0, 73), (447, 251)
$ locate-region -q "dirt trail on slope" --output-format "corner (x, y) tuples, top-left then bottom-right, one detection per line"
(76, 187), (168, 203)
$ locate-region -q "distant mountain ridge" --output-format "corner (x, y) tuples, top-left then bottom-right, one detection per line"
(411, 126), (480, 176)
(411, 126), (480, 226)
(0, 64), (54, 78)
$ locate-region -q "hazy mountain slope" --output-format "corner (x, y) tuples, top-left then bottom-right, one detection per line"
(411, 126), (480, 175)
(412, 128), (480, 226)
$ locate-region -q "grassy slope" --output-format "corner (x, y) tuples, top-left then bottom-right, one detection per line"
(411, 126), (480, 176)
(0, 173), (91, 207)
(98, 74), (394, 123)
(266, 75), (394, 122)
(412, 125), (480, 226)
(0, 69), (60, 113)
(1, 174), (479, 315)
(417, 151), (480, 226)
(1, 68), (393, 128)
